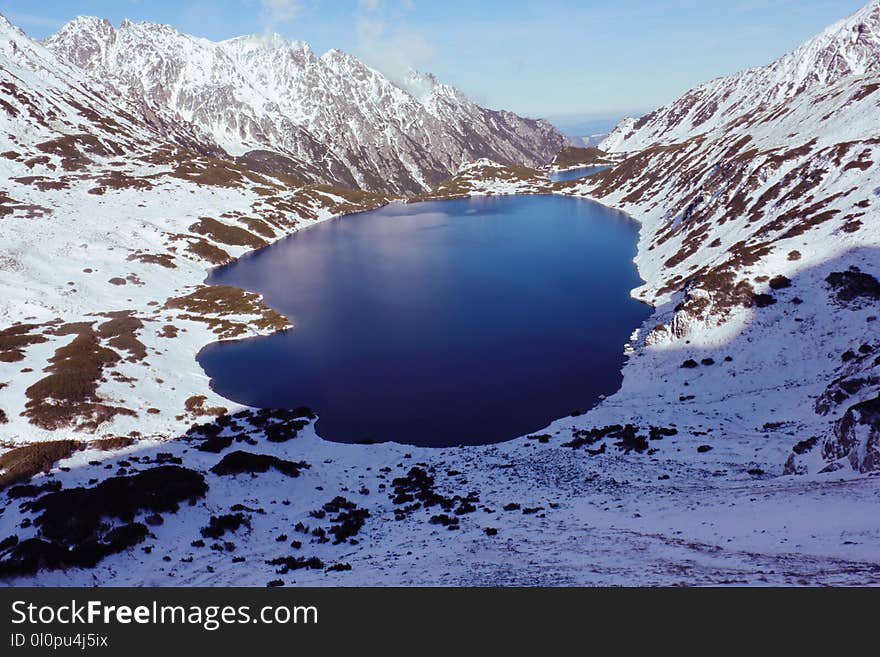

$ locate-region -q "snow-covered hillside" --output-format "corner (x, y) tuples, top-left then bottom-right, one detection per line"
(574, 3), (880, 476)
(602, 1), (880, 153)
(45, 17), (564, 195)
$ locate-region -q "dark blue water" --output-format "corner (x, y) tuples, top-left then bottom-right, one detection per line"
(548, 165), (611, 183)
(199, 195), (649, 447)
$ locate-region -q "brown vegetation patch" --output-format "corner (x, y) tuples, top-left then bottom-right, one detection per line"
(22, 155), (52, 170)
(415, 164), (546, 201)
(238, 216), (277, 239)
(234, 150), (311, 187)
(90, 436), (136, 451)
(96, 311), (147, 362)
(35, 133), (114, 171)
(850, 82), (880, 103)
(306, 185), (390, 214)
(0, 191), (50, 219)
(0, 440), (82, 490)
(590, 140), (695, 204)
(168, 155), (276, 189)
(11, 176), (70, 191)
(164, 285), (289, 338)
(23, 324), (135, 431)
(127, 251), (177, 269)
(185, 395), (227, 418)
(0, 323), (48, 363)
(189, 217), (267, 249)
(553, 146), (611, 169)
(157, 324), (179, 338)
(95, 170), (156, 191)
(185, 238), (232, 265)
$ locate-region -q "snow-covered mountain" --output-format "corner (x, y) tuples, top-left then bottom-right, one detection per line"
(3, 4), (880, 587)
(0, 14), (196, 161)
(45, 17), (564, 195)
(572, 2), (880, 475)
(602, 1), (880, 153)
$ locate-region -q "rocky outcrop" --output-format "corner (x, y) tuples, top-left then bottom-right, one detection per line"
(826, 396), (880, 472)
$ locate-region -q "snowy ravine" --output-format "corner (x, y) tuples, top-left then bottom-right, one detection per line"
(1, 5), (880, 586)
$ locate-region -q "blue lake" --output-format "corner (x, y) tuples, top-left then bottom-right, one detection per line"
(548, 165), (611, 183)
(199, 195), (650, 447)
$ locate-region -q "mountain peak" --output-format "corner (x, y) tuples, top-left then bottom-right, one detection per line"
(602, 0), (880, 152)
(59, 15), (113, 32)
(223, 32), (312, 54)
(0, 12), (19, 32)
(319, 47), (361, 65)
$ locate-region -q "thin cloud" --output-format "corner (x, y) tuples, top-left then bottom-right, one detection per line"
(259, 0), (302, 32)
(3, 11), (63, 30)
(354, 0), (432, 81)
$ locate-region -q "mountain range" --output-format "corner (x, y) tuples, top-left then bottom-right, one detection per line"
(43, 16), (564, 195)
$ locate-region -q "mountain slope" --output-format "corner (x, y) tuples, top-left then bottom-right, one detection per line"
(45, 17), (564, 195)
(570, 3), (880, 475)
(602, 1), (880, 153)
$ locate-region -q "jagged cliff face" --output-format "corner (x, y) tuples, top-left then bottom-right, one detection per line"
(45, 18), (564, 195)
(0, 15), (191, 158)
(602, 1), (880, 153)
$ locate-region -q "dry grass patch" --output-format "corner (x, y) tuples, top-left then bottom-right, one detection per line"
(165, 285), (289, 338)
(35, 133), (115, 171)
(89, 436), (136, 451)
(189, 217), (267, 249)
(238, 216), (277, 239)
(553, 146), (612, 169)
(96, 311), (147, 362)
(0, 324), (48, 363)
(185, 395), (227, 418)
(96, 170), (155, 191)
(11, 176), (70, 191)
(0, 191), (51, 219)
(414, 163), (545, 201)
(0, 440), (82, 490)
(127, 251), (177, 269)
(157, 324), (179, 338)
(23, 324), (136, 431)
(185, 238), (232, 265)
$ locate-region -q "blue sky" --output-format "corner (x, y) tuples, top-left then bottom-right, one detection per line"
(1, 0), (868, 123)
